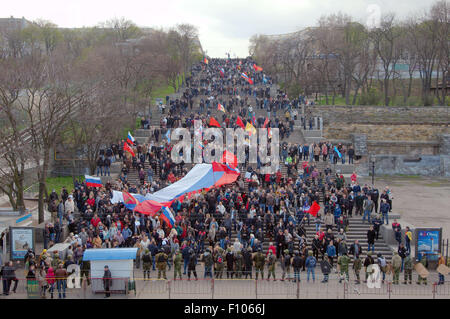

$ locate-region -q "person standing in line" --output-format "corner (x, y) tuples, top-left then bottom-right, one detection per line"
(103, 265), (112, 298)
(187, 249), (198, 281)
(438, 254), (446, 285)
(55, 263), (68, 299)
(305, 251), (317, 283)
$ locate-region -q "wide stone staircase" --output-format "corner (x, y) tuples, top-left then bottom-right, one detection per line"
(125, 66), (390, 263)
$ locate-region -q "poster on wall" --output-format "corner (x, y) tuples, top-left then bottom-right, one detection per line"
(9, 227), (35, 260)
(415, 228), (442, 261)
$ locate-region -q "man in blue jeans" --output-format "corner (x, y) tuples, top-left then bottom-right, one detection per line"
(182, 246), (191, 275)
(362, 195), (374, 224)
(305, 251), (317, 282)
(380, 199), (390, 225)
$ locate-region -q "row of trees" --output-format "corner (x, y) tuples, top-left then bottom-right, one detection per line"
(249, 1), (448, 106)
(0, 18), (202, 222)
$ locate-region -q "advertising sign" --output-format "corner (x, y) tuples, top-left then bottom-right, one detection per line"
(416, 228), (442, 261)
(9, 227), (35, 260)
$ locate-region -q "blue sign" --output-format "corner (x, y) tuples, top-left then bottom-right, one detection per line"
(417, 229), (441, 261)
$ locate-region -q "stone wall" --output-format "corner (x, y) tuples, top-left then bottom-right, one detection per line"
(324, 124), (449, 142)
(310, 105), (450, 125)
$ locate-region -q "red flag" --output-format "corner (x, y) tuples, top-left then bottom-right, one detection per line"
(263, 117), (269, 128)
(124, 142), (135, 157)
(253, 64), (263, 72)
(307, 201), (321, 217)
(222, 150), (237, 169)
(209, 117), (221, 128)
(236, 116), (245, 129)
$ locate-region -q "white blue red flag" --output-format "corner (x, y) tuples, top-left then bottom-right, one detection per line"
(241, 73), (253, 84)
(127, 132), (135, 145)
(161, 206), (175, 228)
(85, 175), (103, 188)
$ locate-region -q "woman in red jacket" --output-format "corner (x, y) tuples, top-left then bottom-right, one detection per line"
(46, 267), (56, 299)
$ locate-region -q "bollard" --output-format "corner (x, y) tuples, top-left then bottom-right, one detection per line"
(433, 282), (437, 299)
(255, 279), (258, 299)
(168, 280), (171, 299)
(387, 282), (391, 299)
(211, 279), (214, 299)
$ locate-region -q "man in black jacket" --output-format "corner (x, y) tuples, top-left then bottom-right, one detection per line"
(349, 240), (362, 259)
(103, 265), (112, 298)
(363, 253), (375, 283)
(311, 235), (321, 260)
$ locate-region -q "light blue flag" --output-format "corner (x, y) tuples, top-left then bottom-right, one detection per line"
(334, 146), (342, 158)
(165, 129), (171, 143)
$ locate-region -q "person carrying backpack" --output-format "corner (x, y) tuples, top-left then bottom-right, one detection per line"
(142, 249), (152, 280)
(173, 250), (183, 280)
(266, 250), (276, 281)
(187, 249), (198, 281)
(214, 248), (225, 279)
(320, 253), (332, 283)
(281, 249), (291, 281)
(377, 253), (388, 283)
(202, 248), (214, 279)
(155, 249), (168, 280)
(305, 251), (317, 283)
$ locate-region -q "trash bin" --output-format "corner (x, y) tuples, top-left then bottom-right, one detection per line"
(27, 280), (40, 299)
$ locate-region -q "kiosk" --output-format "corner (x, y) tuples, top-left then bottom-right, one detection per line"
(83, 248), (137, 295)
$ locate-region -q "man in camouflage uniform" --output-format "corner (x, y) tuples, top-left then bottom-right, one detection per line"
(234, 251), (243, 279)
(353, 256), (362, 284)
(202, 248), (214, 278)
(416, 255), (428, 285)
(142, 249), (152, 280)
(173, 250), (183, 280)
(403, 254), (413, 284)
(253, 248), (265, 280)
(266, 250), (276, 281)
(281, 249), (291, 281)
(214, 248), (225, 279)
(391, 251), (402, 285)
(51, 251), (61, 269)
(155, 249), (168, 280)
(337, 252), (351, 283)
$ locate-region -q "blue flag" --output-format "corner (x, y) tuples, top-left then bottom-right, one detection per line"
(165, 129), (171, 143)
(334, 146), (342, 158)
(263, 74), (268, 84)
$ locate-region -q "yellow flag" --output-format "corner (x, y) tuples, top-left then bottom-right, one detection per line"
(245, 122), (256, 136)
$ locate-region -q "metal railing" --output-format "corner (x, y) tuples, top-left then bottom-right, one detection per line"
(2, 277), (448, 299)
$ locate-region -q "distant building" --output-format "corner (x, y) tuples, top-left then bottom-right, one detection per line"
(0, 16), (32, 34)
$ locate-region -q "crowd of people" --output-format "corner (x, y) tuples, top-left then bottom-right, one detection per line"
(1, 58), (447, 299)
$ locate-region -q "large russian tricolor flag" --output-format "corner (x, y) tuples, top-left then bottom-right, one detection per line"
(127, 132), (135, 145)
(85, 175), (103, 188)
(131, 162), (239, 216)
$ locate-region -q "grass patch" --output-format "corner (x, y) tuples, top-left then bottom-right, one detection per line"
(46, 176), (84, 194)
(151, 74), (185, 104)
(423, 182), (445, 187)
(394, 174), (422, 179)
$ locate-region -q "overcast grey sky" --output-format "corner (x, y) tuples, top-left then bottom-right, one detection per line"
(4, 0), (433, 57)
